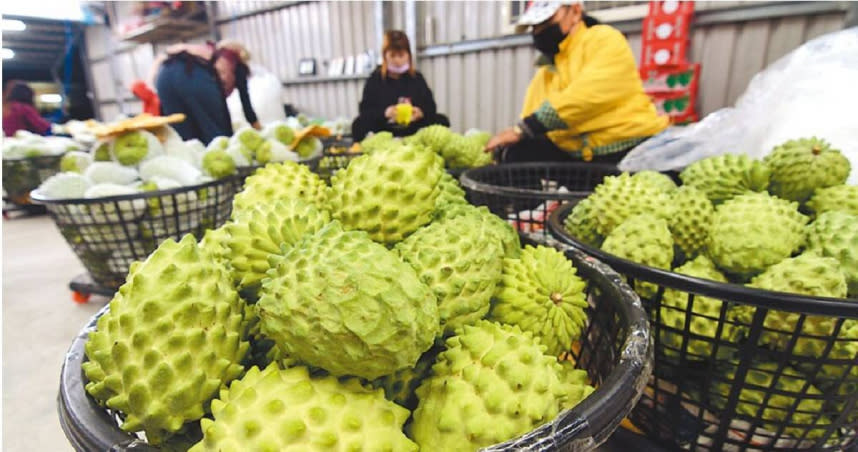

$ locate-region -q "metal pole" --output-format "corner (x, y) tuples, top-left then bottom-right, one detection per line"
(374, 0), (385, 64)
(205, 1), (221, 41)
(105, 2), (126, 116)
(405, 0), (417, 66)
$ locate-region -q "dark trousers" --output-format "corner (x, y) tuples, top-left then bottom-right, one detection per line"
(351, 113), (450, 141)
(156, 61), (232, 145)
(500, 137), (629, 165)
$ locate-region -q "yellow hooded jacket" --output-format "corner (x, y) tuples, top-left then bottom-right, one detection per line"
(521, 23), (669, 160)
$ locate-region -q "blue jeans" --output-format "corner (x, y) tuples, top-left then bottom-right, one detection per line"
(156, 60), (232, 145)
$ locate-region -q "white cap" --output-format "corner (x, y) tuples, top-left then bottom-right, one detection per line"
(516, 1), (580, 31)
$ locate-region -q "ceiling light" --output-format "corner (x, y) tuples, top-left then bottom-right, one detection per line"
(1, 48), (14, 59)
(2, 19), (26, 31)
(39, 94), (63, 103)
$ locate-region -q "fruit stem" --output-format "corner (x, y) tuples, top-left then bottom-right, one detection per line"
(550, 293), (563, 304)
(812, 145), (821, 155)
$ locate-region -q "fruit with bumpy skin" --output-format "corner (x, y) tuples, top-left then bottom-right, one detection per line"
(414, 125), (454, 152)
(731, 253), (848, 355)
(679, 154), (770, 204)
(412, 321), (594, 451)
(765, 137), (850, 202)
(490, 246), (588, 356)
(329, 145), (443, 243)
(188, 365), (417, 452)
(707, 192), (807, 276)
(60, 151), (93, 174)
(395, 214), (503, 335)
(658, 256), (737, 360)
(360, 131), (395, 153)
(806, 185), (858, 217)
(258, 221), (439, 379)
(81, 235), (249, 444)
(433, 171), (468, 209)
(93, 141), (112, 161)
(226, 199), (331, 295)
(805, 211), (858, 296)
(668, 186), (714, 258)
(602, 214), (674, 298)
(633, 170), (677, 193)
(232, 161), (327, 218)
(563, 198), (603, 248)
(586, 173), (674, 236)
(441, 134), (491, 168)
(376, 346), (441, 410)
(201, 149), (236, 179)
(434, 203), (521, 258)
(112, 130), (164, 166)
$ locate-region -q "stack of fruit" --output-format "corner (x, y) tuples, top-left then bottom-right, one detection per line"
(562, 137), (857, 440)
(353, 125), (493, 169)
(79, 140), (600, 450)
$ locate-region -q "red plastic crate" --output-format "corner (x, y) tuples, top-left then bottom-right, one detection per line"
(640, 63), (700, 94)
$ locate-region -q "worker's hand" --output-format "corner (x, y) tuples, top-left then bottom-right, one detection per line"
(484, 128), (522, 152)
(384, 106), (397, 120)
(411, 106), (424, 121)
(251, 121), (262, 131)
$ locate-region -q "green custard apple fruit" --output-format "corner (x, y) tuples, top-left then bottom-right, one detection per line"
(189, 364), (417, 451)
(765, 137), (851, 202)
(198, 226), (231, 268)
(562, 197), (603, 248)
(262, 122), (295, 147)
(805, 211), (858, 296)
(632, 170), (677, 193)
(601, 213), (674, 298)
(93, 140), (112, 161)
(668, 185), (715, 258)
(82, 235), (249, 444)
(411, 321), (594, 451)
(293, 137), (322, 159)
(60, 151), (93, 174)
(329, 145), (443, 243)
(433, 171), (468, 209)
(658, 256), (738, 360)
(375, 346), (442, 411)
(414, 125), (454, 153)
(441, 134), (490, 168)
(394, 214), (504, 336)
(490, 245), (588, 356)
(226, 199), (331, 295)
(731, 253), (848, 355)
(707, 192), (807, 276)
(201, 149), (236, 179)
(232, 161), (327, 218)
(112, 130), (164, 166)
(257, 221), (440, 379)
(586, 173), (674, 237)
(360, 131), (395, 153)
(711, 361), (830, 439)
(434, 203), (521, 258)
(233, 127), (264, 152)
(806, 184), (858, 217)
(679, 154), (770, 204)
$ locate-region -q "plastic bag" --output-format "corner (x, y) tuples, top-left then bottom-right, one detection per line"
(226, 64), (284, 129)
(620, 27), (858, 184)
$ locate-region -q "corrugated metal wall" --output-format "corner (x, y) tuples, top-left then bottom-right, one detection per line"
(84, 1), (848, 133)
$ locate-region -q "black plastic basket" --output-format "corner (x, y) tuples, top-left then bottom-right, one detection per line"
(31, 177), (241, 291)
(2, 154), (64, 207)
(460, 163), (621, 243)
(57, 242), (652, 451)
(548, 203), (858, 451)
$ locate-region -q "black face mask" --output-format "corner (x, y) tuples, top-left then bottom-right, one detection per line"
(532, 22), (568, 58)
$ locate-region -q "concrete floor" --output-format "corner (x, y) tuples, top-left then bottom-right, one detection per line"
(3, 213), (108, 451)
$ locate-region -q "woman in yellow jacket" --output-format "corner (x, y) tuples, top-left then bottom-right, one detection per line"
(485, 1), (669, 164)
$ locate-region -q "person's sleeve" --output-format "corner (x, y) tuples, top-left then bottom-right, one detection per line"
(236, 67), (258, 125)
(22, 104), (52, 135)
(358, 74), (387, 124)
(414, 73), (437, 118)
(522, 27), (640, 136)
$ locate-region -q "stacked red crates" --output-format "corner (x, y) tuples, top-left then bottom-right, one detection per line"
(639, 1), (699, 124)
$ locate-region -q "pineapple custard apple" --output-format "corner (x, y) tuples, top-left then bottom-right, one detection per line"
(490, 245), (588, 356)
(806, 184), (858, 217)
(601, 213), (674, 298)
(707, 192), (807, 276)
(679, 154), (770, 204)
(632, 170), (677, 193)
(257, 221), (440, 379)
(765, 137), (850, 202)
(584, 173), (674, 237)
(231, 161), (328, 218)
(433, 171), (468, 208)
(189, 365), (417, 451)
(329, 144), (443, 243)
(805, 211), (858, 296)
(411, 321), (594, 451)
(668, 185), (714, 258)
(394, 214), (504, 336)
(562, 197), (603, 248)
(82, 235), (249, 444)
(434, 203), (521, 258)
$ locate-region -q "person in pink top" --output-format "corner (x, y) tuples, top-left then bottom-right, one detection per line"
(3, 81), (52, 137)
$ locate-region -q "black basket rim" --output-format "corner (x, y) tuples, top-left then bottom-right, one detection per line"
(548, 202), (858, 316)
(30, 175), (238, 206)
(460, 162), (621, 200)
(2, 154), (65, 163)
(58, 245), (652, 452)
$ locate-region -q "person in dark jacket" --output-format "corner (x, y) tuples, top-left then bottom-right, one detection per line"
(151, 40), (259, 144)
(352, 30), (449, 140)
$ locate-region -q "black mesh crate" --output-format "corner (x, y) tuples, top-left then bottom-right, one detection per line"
(57, 243), (652, 451)
(2, 154), (64, 208)
(31, 177), (241, 291)
(548, 202), (858, 451)
(460, 163), (621, 243)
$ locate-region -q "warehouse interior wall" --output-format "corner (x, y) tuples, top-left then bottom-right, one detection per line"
(83, 1), (849, 133)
